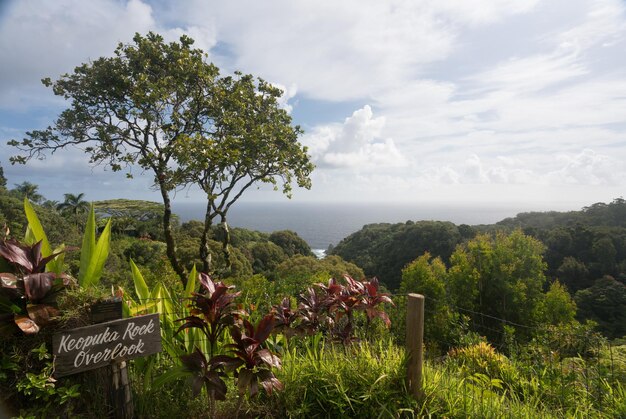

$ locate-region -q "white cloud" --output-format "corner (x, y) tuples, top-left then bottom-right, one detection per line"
(302, 106), (407, 169)
(547, 149), (624, 185)
(0, 0), (218, 109)
(429, 0), (540, 26)
(2, 0), (626, 206)
(555, 0), (626, 52)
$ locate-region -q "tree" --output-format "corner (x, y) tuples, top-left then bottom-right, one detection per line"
(447, 230), (547, 342)
(557, 256), (591, 292)
(10, 32), (312, 286)
(537, 280), (577, 325)
(575, 275), (626, 338)
(400, 252), (456, 345)
(248, 241), (287, 274)
(269, 230), (313, 257)
(171, 73), (313, 273)
(11, 182), (43, 204)
(57, 192), (90, 218)
(0, 163), (6, 191)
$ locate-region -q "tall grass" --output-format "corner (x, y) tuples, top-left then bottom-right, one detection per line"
(247, 337), (416, 418)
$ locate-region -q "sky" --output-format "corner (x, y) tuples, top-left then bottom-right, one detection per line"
(1, 0), (625, 210)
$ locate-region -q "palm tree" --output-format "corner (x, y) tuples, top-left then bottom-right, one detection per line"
(56, 193), (90, 217)
(12, 181), (43, 203)
(41, 200), (60, 211)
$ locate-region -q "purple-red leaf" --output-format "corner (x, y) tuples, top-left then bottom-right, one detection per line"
(23, 273), (55, 302)
(254, 314), (275, 344)
(257, 349), (281, 368)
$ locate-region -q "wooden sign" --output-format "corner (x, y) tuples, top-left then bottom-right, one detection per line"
(90, 298), (123, 323)
(52, 313), (161, 377)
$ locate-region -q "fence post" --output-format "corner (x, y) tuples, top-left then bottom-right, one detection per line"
(406, 293), (424, 399)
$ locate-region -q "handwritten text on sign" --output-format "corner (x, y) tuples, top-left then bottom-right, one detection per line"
(52, 313), (161, 377)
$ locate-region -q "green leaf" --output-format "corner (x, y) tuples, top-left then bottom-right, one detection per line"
(185, 264), (197, 298)
(130, 259), (150, 301)
(78, 204), (97, 285)
(23, 199), (64, 274)
(152, 365), (189, 388)
(80, 218), (111, 287)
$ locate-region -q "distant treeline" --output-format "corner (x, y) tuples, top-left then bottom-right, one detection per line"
(330, 198), (626, 339)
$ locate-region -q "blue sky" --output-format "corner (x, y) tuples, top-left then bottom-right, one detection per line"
(1, 0), (625, 210)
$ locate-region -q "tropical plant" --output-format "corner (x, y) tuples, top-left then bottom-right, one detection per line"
(0, 238), (74, 335)
(56, 193), (89, 221)
(11, 182), (43, 204)
(77, 204), (112, 288)
(271, 297), (299, 338)
(176, 272), (243, 357)
(213, 314), (283, 400)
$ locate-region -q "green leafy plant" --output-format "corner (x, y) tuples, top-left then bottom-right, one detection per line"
(14, 343), (81, 416)
(77, 204), (111, 288)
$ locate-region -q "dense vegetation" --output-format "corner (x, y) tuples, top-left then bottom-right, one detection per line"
(1, 169), (625, 417)
(332, 198), (626, 339)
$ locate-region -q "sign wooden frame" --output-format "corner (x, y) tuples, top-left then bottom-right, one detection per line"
(52, 313), (161, 377)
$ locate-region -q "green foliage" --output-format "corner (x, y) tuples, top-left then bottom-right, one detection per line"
(122, 239), (167, 267)
(56, 193), (89, 219)
(273, 254), (364, 297)
(78, 205), (112, 288)
(575, 276), (626, 339)
(13, 344), (81, 416)
(23, 198), (64, 275)
(447, 342), (517, 384)
(268, 230), (313, 257)
(447, 230), (547, 342)
(557, 256), (591, 292)
(331, 221), (464, 290)
(0, 162), (6, 191)
(11, 182), (43, 204)
(533, 321), (605, 359)
(537, 280), (577, 325)
(248, 241), (287, 275)
(400, 253), (460, 349)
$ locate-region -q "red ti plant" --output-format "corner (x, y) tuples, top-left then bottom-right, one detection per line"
(211, 314), (283, 400)
(179, 348), (228, 401)
(0, 238), (74, 335)
(296, 286), (333, 335)
(176, 273), (242, 356)
(271, 297), (299, 338)
(309, 275), (395, 343)
(358, 276), (394, 327)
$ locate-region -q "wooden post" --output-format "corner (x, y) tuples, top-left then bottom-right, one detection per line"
(111, 361), (134, 419)
(406, 293), (424, 399)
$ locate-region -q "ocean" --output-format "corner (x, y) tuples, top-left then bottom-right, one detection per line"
(172, 201), (550, 252)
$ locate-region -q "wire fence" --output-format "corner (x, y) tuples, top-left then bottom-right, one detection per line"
(121, 291), (624, 418)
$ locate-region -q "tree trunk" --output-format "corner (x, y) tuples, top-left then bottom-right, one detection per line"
(220, 214), (232, 272)
(200, 200), (214, 274)
(158, 181), (187, 288)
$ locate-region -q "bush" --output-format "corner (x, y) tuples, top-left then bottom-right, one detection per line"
(447, 342), (518, 385)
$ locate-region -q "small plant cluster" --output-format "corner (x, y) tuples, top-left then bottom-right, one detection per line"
(278, 275), (394, 344)
(1, 200), (113, 415)
(0, 235), (75, 336)
(167, 273), (395, 416)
